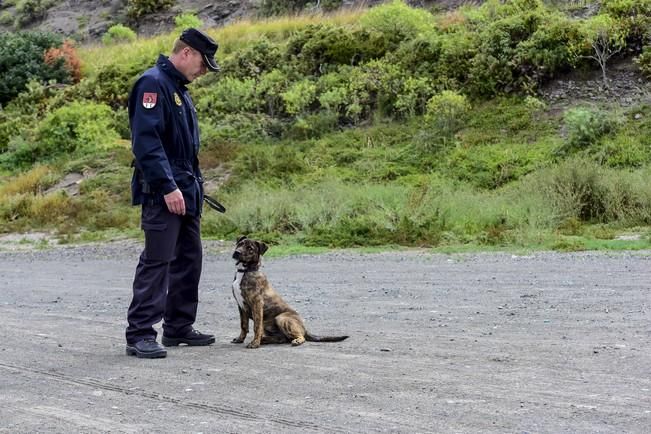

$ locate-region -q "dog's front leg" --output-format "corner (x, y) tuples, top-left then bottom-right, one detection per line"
(247, 297), (264, 349)
(232, 307), (248, 343)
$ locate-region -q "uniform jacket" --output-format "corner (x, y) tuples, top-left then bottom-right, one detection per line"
(129, 54), (204, 216)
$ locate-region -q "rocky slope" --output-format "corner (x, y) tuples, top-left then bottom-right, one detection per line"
(0, 0), (448, 41)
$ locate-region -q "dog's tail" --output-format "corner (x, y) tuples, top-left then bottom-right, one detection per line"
(305, 332), (349, 342)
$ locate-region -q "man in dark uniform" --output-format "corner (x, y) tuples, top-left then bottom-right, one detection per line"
(125, 28), (220, 359)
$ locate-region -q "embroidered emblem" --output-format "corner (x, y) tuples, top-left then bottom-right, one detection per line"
(142, 92), (157, 109)
(174, 92), (182, 106)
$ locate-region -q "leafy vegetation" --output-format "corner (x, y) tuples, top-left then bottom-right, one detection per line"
(102, 24), (137, 45)
(0, 31), (74, 106)
(1, 0), (651, 251)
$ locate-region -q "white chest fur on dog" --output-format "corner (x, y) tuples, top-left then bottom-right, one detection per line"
(232, 272), (245, 309)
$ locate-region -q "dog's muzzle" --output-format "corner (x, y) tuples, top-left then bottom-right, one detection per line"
(232, 251), (241, 261)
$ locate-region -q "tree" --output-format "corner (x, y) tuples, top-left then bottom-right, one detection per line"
(0, 31), (70, 106)
(574, 14), (626, 87)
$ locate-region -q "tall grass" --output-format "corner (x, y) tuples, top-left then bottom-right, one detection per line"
(202, 158), (651, 248)
(0, 165), (57, 196)
(78, 8), (365, 74)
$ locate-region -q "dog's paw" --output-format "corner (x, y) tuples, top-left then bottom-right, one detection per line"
(291, 337), (305, 346)
(246, 341), (260, 349)
(231, 338), (244, 344)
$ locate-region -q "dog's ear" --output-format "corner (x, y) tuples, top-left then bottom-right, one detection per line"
(236, 235), (247, 244)
(257, 241), (268, 256)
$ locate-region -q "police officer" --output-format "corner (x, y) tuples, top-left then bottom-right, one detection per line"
(125, 28), (219, 359)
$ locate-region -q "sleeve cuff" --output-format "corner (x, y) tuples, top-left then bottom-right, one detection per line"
(161, 181), (178, 195)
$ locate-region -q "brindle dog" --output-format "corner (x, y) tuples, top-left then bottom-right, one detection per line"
(231, 236), (349, 349)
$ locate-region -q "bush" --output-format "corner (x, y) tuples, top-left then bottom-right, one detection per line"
(316, 66), (372, 124)
(44, 40), (82, 83)
(76, 61), (145, 108)
(258, 0), (310, 16)
(524, 158), (649, 224)
(424, 91), (471, 140)
(256, 69), (290, 117)
(126, 0), (174, 20)
(0, 31), (71, 105)
(562, 106), (618, 151)
(359, 0), (433, 48)
(174, 12), (202, 31)
(392, 32), (443, 77)
(195, 77), (258, 115)
(394, 77), (434, 118)
(221, 38), (283, 79)
(14, 0), (52, 28)
(101, 24), (137, 45)
(282, 79), (316, 115)
(601, 0), (651, 48)
(635, 45), (651, 77)
(0, 11), (12, 25)
(285, 24), (389, 76)
(2, 102), (119, 167)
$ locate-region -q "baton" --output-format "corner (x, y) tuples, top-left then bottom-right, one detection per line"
(204, 194), (226, 213)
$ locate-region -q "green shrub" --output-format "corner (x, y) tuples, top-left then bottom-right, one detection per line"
(424, 91), (471, 140)
(392, 32), (443, 77)
(457, 0), (582, 95)
(2, 102), (119, 167)
(523, 158), (651, 224)
(433, 30), (477, 91)
(285, 112), (338, 140)
(282, 79), (316, 116)
(1, 0), (18, 9)
(635, 45), (651, 77)
(235, 145), (307, 181)
(562, 106), (618, 151)
(0, 31), (71, 106)
(195, 77), (258, 116)
(101, 24), (137, 45)
(320, 0), (342, 12)
(359, 0), (433, 47)
(316, 66), (372, 124)
(258, 0), (310, 16)
(394, 77), (434, 118)
(198, 113), (279, 145)
(221, 38), (283, 79)
(513, 15), (581, 88)
(601, 0), (651, 46)
(596, 133), (651, 168)
(0, 11), (12, 25)
(0, 80), (66, 152)
(76, 61), (145, 108)
(255, 69), (290, 117)
(446, 142), (549, 189)
(126, 0), (174, 20)
(14, 0), (52, 28)
(285, 24), (389, 76)
(174, 12), (202, 31)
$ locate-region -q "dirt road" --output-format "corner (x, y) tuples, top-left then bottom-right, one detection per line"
(0, 241), (649, 433)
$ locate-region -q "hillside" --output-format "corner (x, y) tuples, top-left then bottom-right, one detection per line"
(0, 0), (450, 40)
(2, 0), (651, 251)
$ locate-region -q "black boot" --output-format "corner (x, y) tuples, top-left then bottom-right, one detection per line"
(126, 339), (167, 358)
(162, 329), (215, 346)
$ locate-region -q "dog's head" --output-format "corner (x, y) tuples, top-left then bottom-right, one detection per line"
(232, 236), (268, 268)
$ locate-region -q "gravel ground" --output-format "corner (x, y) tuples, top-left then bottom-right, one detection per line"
(0, 240), (650, 433)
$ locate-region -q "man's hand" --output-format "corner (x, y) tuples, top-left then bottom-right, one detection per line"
(164, 189), (186, 215)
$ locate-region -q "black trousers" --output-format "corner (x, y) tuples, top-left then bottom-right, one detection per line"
(126, 203), (202, 344)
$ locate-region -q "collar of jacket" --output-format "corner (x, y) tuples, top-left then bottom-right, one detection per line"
(156, 54), (190, 88)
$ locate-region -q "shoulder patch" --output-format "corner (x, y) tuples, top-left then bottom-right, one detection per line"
(142, 92), (157, 109)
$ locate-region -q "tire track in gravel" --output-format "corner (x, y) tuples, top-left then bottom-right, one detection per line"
(0, 362), (348, 433)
